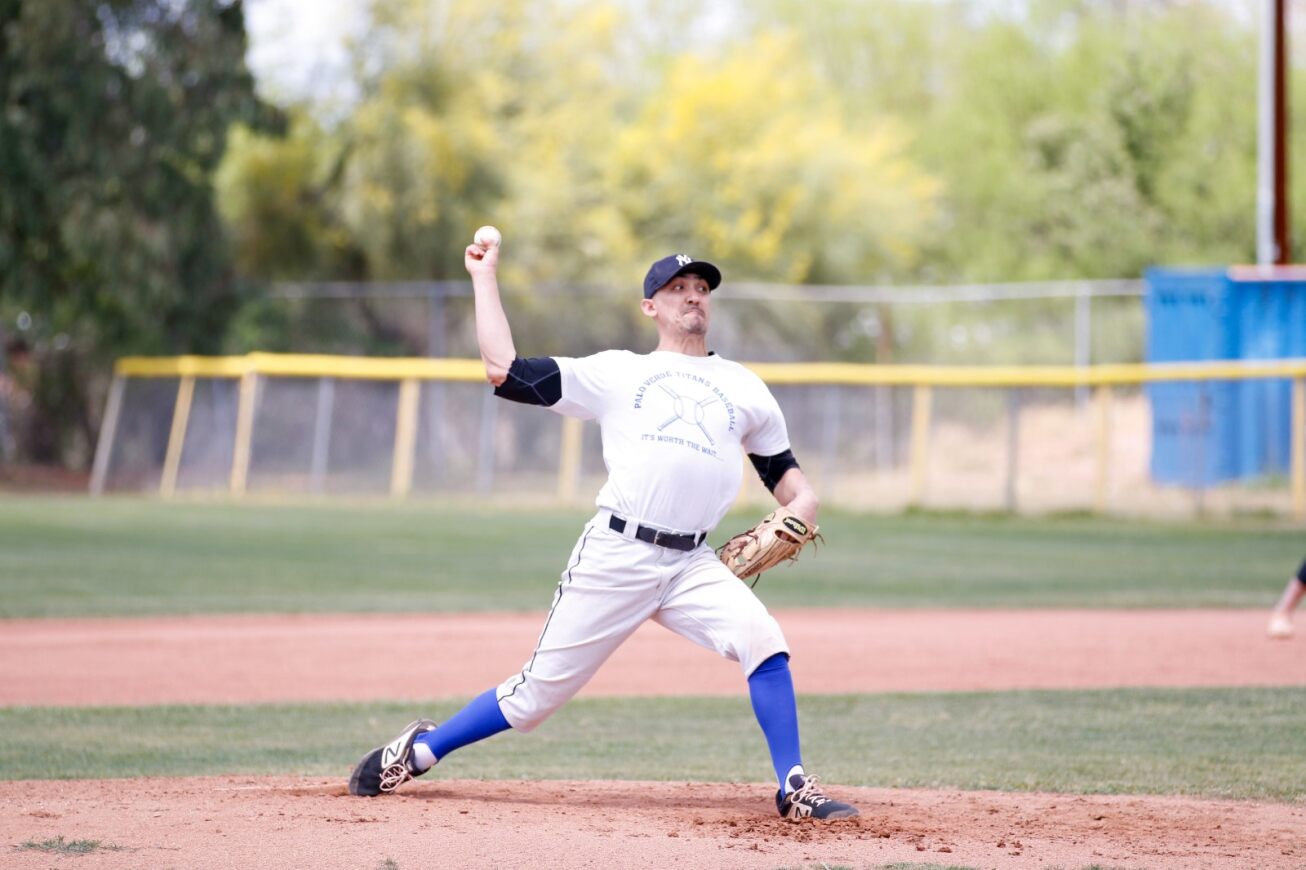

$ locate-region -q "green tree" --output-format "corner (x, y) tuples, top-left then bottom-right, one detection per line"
(609, 31), (938, 285)
(756, 0), (1271, 281)
(216, 0), (643, 355)
(216, 114), (357, 282)
(216, 0), (1295, 367)
(0, 0), (277, 465)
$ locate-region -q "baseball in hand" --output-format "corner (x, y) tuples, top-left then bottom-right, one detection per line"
(474, 225), (502, 248)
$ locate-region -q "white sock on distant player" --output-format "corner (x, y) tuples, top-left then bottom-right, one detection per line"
(784, 764), (806, 794)
(411, 742), (436, 772)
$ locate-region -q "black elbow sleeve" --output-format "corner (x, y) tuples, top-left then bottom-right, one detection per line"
(748, 449), (800, 492)
(494, 357), (562, 406)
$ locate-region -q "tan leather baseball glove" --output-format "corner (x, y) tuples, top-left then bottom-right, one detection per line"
(717, 507), (821, 585)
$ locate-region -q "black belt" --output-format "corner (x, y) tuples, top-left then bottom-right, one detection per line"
(608, 514), (706, 551)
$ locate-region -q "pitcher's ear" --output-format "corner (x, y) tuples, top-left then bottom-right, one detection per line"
(640, 298), (658, 318)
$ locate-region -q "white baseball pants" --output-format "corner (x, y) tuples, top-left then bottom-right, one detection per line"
(496, 512), (789, 732)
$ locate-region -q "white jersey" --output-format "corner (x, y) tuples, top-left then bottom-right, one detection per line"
(548, 349), (790, 533)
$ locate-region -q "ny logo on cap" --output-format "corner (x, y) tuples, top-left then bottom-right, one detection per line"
(676, 254), (692, 266)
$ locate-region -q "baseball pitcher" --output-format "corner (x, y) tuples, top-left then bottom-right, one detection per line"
(348, 232), (857, 821)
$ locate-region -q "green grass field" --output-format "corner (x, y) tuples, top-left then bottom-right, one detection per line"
(2, 689), (1304, 800)
(2, 494), (1303, 802)
(0, 495), (1299, 617)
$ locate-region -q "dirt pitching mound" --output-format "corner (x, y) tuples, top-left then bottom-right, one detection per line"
(4, 777), (1303, 869)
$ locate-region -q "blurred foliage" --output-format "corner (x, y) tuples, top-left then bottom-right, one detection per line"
(0, 0), (277, 465)
(3, 0), (1304, 467)
(609, 31), (939, 283)
(220, 0), (1293, 311)
(756, 0), (1271, 281)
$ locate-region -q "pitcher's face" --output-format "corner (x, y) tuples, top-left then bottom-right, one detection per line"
(642, 273), (712, 336)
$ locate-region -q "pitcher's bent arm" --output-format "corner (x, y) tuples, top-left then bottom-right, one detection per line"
(465, 243), (516, 386)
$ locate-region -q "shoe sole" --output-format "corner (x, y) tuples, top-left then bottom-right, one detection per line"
(347, 750), (381, 797)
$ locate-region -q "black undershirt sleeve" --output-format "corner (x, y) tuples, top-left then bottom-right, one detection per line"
(493, 357), (562, 406)
(748, 449), (801, 493)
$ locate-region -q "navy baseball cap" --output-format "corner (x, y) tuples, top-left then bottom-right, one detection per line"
(643, 254), (722, 299)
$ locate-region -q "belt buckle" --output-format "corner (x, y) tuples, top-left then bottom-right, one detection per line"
(653, 529), (673, 548)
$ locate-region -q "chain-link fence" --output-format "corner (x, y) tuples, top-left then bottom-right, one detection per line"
(91, 354), (1306, 520)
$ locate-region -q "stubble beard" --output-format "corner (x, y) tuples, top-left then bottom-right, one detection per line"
(681, 310), (707, 336)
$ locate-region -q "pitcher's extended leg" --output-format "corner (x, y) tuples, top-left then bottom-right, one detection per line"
(748, 652), (803, 788)
(410, 688), (511, 770)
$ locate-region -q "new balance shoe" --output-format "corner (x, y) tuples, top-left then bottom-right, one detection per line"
(348, 718), (438, 796)
(776, 773), (859, 820)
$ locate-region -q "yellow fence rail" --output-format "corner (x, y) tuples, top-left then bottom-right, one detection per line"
(116, 353), (1306, 386)
(115, 352), (489, 381)
(96, 353), (1306, 518)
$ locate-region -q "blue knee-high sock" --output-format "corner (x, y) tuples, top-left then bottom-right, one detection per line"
(416, 688), (511, 762)
(748, 653), (803, 790)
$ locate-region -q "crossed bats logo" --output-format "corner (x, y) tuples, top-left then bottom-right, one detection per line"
(656, 383), (719, 445)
